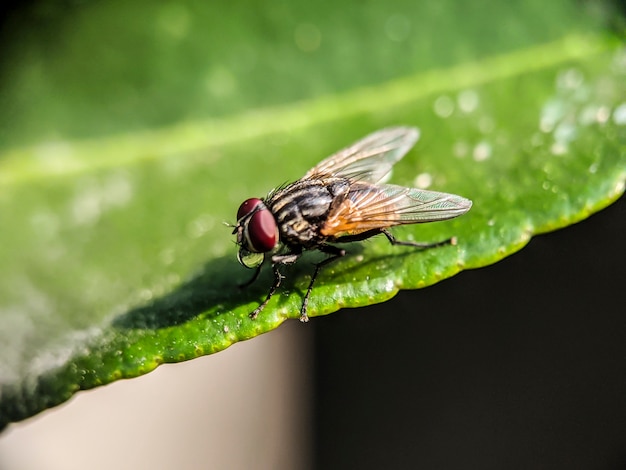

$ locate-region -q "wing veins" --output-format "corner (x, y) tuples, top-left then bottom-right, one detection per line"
(304, 127), (419, 184)
(321, 184), (472, 236)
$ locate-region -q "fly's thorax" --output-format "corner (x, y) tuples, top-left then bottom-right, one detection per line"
(266, 177), (350, 246)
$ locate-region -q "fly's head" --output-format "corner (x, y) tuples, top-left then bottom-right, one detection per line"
(233, 198), (279, 268)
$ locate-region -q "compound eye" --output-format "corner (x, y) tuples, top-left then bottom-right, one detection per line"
(247, 209), (278, 252)
(237, 198), (263, 221)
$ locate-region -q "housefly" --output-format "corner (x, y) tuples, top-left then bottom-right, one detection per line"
(233, 127), (472, 322)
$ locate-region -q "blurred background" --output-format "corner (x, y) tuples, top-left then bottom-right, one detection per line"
(1, 0), (625, 468)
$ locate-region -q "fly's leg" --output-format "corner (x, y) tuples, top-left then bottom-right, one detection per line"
(300, 245), (346, 323)
(381, 228), (457, 249)
(239, 264), (262, 289)
(249, 263), (284, 319)
(249, 252), (301, 320)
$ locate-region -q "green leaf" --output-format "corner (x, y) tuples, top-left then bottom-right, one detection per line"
(1, 0), (625, 428)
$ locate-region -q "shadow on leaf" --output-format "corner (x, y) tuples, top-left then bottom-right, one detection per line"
(110, 248), (343, 330)
(110, 237), (451, 331)
(112, 255), (268, 329)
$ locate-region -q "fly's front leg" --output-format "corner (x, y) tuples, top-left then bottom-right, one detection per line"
(249, 263), (283, 319)
(239, 264), (262, 289)
(300, 245), (346, 323)
(381, 228), (456, 249)
(249, 252), (301, 320)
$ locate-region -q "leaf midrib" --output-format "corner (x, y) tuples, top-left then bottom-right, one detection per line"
(0, 33), (610, 185)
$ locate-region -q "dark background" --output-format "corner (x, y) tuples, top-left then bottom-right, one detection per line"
(314, 194), (626, 469)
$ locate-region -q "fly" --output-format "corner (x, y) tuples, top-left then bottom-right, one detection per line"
(233, 127), (472, 322)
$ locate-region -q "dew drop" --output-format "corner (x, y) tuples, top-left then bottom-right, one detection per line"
(71, 180), (102, 226)
(414, 172), (432, 189)
(103, 172), (133, 208)
(433, 95), (454, 118)
(140, 289), (154, 301)
(579, 105), (599, 126)
(556, 68), (584, 91)
(156, 3), (190, 39)
(457, 89), (479, 113)
(205, 66), (237, 97)
(472, 141), (492, 161)
(596, 106), (611, 124)
(453, 141), (469, 158)
(612, 103), (626, 125)
(550, 142), (568, 155)
(554, 121), (577, 144)
(159, 248), (175, 266)
(540, 100), (565, 133)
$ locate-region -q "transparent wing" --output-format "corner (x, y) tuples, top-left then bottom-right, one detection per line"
(320, 183), (472, 237)
(304, 127), (420, 184)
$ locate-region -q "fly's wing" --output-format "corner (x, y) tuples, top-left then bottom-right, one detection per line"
(320, 183), (472, 237)
(303, 127), (419, 184)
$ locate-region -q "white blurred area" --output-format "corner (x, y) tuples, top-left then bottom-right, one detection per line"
(0, 322), (312, 470)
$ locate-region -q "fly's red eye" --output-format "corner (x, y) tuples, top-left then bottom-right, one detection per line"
(237, 198), (263, 221)
(248, 209), (278, 252)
